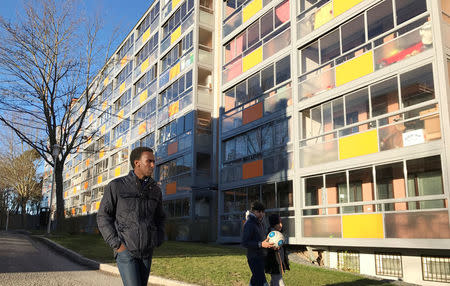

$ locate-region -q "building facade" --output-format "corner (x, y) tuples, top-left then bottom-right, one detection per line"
(42, 0), (450, 284)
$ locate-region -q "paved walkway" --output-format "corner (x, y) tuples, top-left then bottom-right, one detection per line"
(0, 231), (123, 286)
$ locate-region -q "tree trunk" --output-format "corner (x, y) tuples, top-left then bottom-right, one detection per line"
(21, 200), (27, 228)
(55, 161), (65, 232)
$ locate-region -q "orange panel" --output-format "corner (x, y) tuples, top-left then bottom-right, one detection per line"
(167, 141), (178, 156)
(242, 160), (263, 179)
(242, 102), (263, 125)
(166, 182), (177, 195)
(84, 182), (88, 190)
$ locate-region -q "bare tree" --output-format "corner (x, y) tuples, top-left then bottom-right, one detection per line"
(0, 0), (114, 229)
(0, 148), (42, 226)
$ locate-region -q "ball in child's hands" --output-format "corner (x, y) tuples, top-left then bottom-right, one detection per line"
(267, 231), (284, 247)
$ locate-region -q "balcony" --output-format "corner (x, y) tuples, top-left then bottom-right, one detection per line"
(223, 27), (290, 84)
(160, 12), (194, 55)
(132, 80), (157, 111)
(133, 49), (158, 80)
(222, 86), (292, 133)
(135, 16), (160, 52)
(299, 104), (441, 167)
(298, 24), (433, 100)
(159, 50), (194, 89)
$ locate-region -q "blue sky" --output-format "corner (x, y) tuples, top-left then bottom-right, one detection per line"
(0, 0), (155, 54)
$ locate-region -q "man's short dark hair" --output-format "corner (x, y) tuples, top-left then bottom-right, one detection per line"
(130, 147), (153, 169)
(251, 201), (265, 212)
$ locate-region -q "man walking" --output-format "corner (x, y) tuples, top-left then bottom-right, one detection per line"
(97, 147), (166, 286)
(242, 201), (273, 286)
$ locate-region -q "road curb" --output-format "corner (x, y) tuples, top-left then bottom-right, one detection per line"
(31, 235), (198, 286)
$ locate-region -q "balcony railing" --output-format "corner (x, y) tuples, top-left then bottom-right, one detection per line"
(132, 80), (157, 111)
(134, 49), (158, 80)
(298, 24), (433, 100)
(299, 103), (441, 167)
(198, 85), (212, 106)
(223, 0), (272, 38)
(135, 16), (160, 52)
(222, 86), (292, 133)
(223, 27), (290, 84)
(160, 12), (194, 54)
(157, 131), (193, 159)
(159, 50), (194, 89)
(198, 45), (213, 66)
(131, 113), (156, 139)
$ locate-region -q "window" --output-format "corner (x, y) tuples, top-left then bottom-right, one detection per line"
(375, 253), (403, 277)
(367, 0), (394, 39)
(371, 77), (399, 119)
(406, 155), (444, 209)
(137, 2), (160, 38)
(320, 30), (340, 64)
(400, 64), (434, 108)
(396, 0), (427, 25)
(196, 153), (210, 173)
(422, 256), (450, 283)
(338, 251), (360, 273)
(305, 176), (322, 208)
(136, 32), (159, 66)
(161, 0), (194, 39)
(116, 61), (133, 85)
(261, 65), (274, 92)
(341, 15), (365, 53)
(276, 55), (291, 85)
(262, 183), (276, 209)
(260, 10), (274, 39)
(277, 180), (293, 208)
(135, 64), (157, 94)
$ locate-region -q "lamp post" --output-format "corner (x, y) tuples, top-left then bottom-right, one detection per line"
(47, 144), (60, 234)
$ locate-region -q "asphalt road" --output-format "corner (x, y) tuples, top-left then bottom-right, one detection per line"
(0, 231), (123, 286)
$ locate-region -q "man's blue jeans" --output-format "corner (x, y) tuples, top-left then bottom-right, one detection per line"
(116, 249), (153, 286)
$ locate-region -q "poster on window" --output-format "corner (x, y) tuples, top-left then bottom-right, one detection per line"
(402, 129), (425, 146)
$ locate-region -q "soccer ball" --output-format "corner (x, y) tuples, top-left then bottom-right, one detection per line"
(267, 230), (284, 247)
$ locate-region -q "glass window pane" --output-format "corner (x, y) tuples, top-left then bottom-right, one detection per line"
(345, 88), (369, 125)
(225, 139), (236, 161)
(301, 42), (319, 74)
(277, 180), (293, 208)
(400, 64), (434, 108)
(326, 172), (347, 204)
(261, 124), (273, 151)
(247, 22), (260, 48)
(235, 135), (247, 157)
(320, 29), (340, 64)
(376, 162), (405, 203)
(323, 102), (333, 132)
(305, 176), (323, 206)
(246, 129), (261, 154)
(248, 73), (261, 100)
(396, 0), (427, 25)
(224, 89), (235, 112)
(275, 0), (290, 27)
(367, 0), (394, 39)
(311, 106), (322, 137)
(332, 97), (344, 129)
(261, 65), (274, 92)
(260, 10), (273, 39)
(247, 185), (260, 207)
(371, 77), (399, 119)
(406, 155), (443, 205)
(341, 15), (365, 53)
(235, 81), (247, 106)
(350, 167), (374, 212)
(235, 188), (247, 211)
(276, 55), (290, 85)
(262, 183), (276, 209)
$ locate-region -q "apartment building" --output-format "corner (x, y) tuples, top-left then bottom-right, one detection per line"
(41, 0), (450, 284)
(218, 0), (450, 284)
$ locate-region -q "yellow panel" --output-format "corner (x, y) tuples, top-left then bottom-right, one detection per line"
(95, 201), (100, 210)
(103, 77), (109, 86)
(169, 100), (180, 117)
(97, 175), (103, 184)
(73, 187), (77, 194)
(82, 205), (86, 213)
(118, 109), (124, 119)
(88, 138), (92, 144)
(242, 46), (263, 72)
(139, 89), (148, 104)
(314, 2), (333, 29)
(243, 0), (263, 23)
(114, 166), (121, 177)
(120, 82), (126, 94)
(339, 129), (378, 160)
(100, 125), (106, 135)
(169, 62), (181, 80)
(172, 0), (182, 10)
(99, 149), (105, 159)
(75, 166), (79, 173)
(333, 0), (364, 17)
(336, 51), (374, 87)
(141, 58), (149, 73)
(142, 28), (151, 43)
(86, 158), (90, 167)
(64, 191), (68, 198)
(120, 55), (127, 67)
(89, 114), (93, 123)
(138, 122), (147, 135)
(171, 26), (182, 44)
(116, 137), (123, 148)
(102, 100), (107, 110)
(342, 213), (384, 238)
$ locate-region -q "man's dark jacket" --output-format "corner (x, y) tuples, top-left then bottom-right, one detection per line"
(241, 213), (266, 259)
(97, 171), (166, 259)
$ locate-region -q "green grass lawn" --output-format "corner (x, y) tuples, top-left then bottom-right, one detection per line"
(44, 233), (395, 286)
